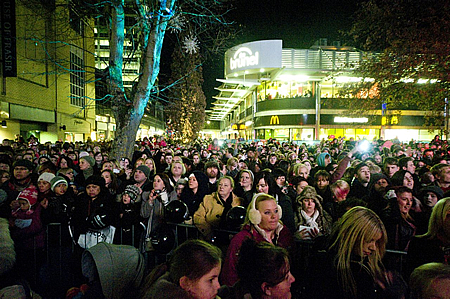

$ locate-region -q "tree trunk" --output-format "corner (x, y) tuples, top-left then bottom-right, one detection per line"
(109, 0), (176, 161)
(111, 101), (142, 160)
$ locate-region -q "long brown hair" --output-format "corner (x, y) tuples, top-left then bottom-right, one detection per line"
(139, 240), (222, 298)
(237, 239), (290, 299)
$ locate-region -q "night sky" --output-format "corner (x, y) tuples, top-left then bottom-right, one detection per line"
(203, 0), (364, 108)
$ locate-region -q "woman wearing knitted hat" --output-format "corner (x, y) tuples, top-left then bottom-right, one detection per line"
(309, 152), (332, 179)
(37, 172), (55, 205)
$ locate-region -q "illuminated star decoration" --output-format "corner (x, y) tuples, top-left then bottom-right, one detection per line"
(183, 33), (199, 54)
(169, 13), (185, 33)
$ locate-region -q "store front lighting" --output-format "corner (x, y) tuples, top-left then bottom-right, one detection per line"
(334, 117), (368, 123)
(295, 75), (309, 82)
(278, 75), (309, 82)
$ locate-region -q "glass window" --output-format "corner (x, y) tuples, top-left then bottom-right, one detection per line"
(70, 47), (85, 107)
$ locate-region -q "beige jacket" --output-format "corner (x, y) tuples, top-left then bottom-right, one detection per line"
(194, 192), (241, 238)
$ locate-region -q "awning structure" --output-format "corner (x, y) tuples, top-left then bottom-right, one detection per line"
(209, 79), (259, 121)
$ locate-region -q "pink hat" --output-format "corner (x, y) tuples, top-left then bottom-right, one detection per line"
(17, 187), (38, 208)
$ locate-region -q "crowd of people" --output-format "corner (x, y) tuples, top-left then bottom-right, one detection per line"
(1, 134), (450, 298)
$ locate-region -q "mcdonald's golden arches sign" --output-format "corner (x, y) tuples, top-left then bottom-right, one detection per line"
(270, 115), (280, 125)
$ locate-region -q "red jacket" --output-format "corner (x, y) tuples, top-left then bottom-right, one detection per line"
(220, 223), (294, 286)
(10, 204), (44, 250)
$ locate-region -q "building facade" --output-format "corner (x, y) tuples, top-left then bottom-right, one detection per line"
(210, 40), (440, 142)
(0, 0), (165, 143)
(0, 0), (96, 142)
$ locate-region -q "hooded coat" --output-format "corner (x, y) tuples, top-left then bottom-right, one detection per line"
(82, 242), (145, 299)
(294, 187), (332, 240)
(316, 153), (330, 168)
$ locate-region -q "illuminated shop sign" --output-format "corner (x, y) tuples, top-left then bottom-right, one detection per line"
(230, 47), (259, 70)
(270, 115), (280, 125)
(334, 117), (368, 123)
(382, 116), (399, 125)
(225, 40), (282, 76)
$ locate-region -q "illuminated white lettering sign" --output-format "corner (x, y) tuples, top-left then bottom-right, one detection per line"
(229, 47), (259, 70)
(334, 117), (368, 123)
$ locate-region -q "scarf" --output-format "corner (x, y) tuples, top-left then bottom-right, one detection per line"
(83, 166), (94, 180)
(219, 192), (234, 228)
(301, 209), (320, 231)
(159, 191), (169, 206)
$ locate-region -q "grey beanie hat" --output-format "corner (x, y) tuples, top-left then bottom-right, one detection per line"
(81, 156), (95, 167)
(136, 165), (151, 178)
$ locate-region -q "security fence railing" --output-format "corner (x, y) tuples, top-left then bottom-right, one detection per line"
(21, 222), (408, 298)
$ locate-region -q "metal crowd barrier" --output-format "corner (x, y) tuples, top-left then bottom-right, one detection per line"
(25, 223), (408, 297)
(385, 249), (408, 273)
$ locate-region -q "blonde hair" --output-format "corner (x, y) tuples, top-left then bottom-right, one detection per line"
(292, 163), (308, 176)
(144, 158), (157, 176)
(243, 194), (276, 226)
(171, 160), (186, 176)
(58, 167), (73, 176)
(218, 175), (234, 189)
(418, 197), (450, 242)
(329, 206), (387, 298)
(134, 158), (145, 168)
(226, 157), (239, 168)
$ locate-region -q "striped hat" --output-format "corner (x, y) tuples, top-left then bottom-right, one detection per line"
(50, 176), (68, 192)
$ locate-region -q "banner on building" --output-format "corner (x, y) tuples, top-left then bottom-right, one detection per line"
(1, 0), (17, 77)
